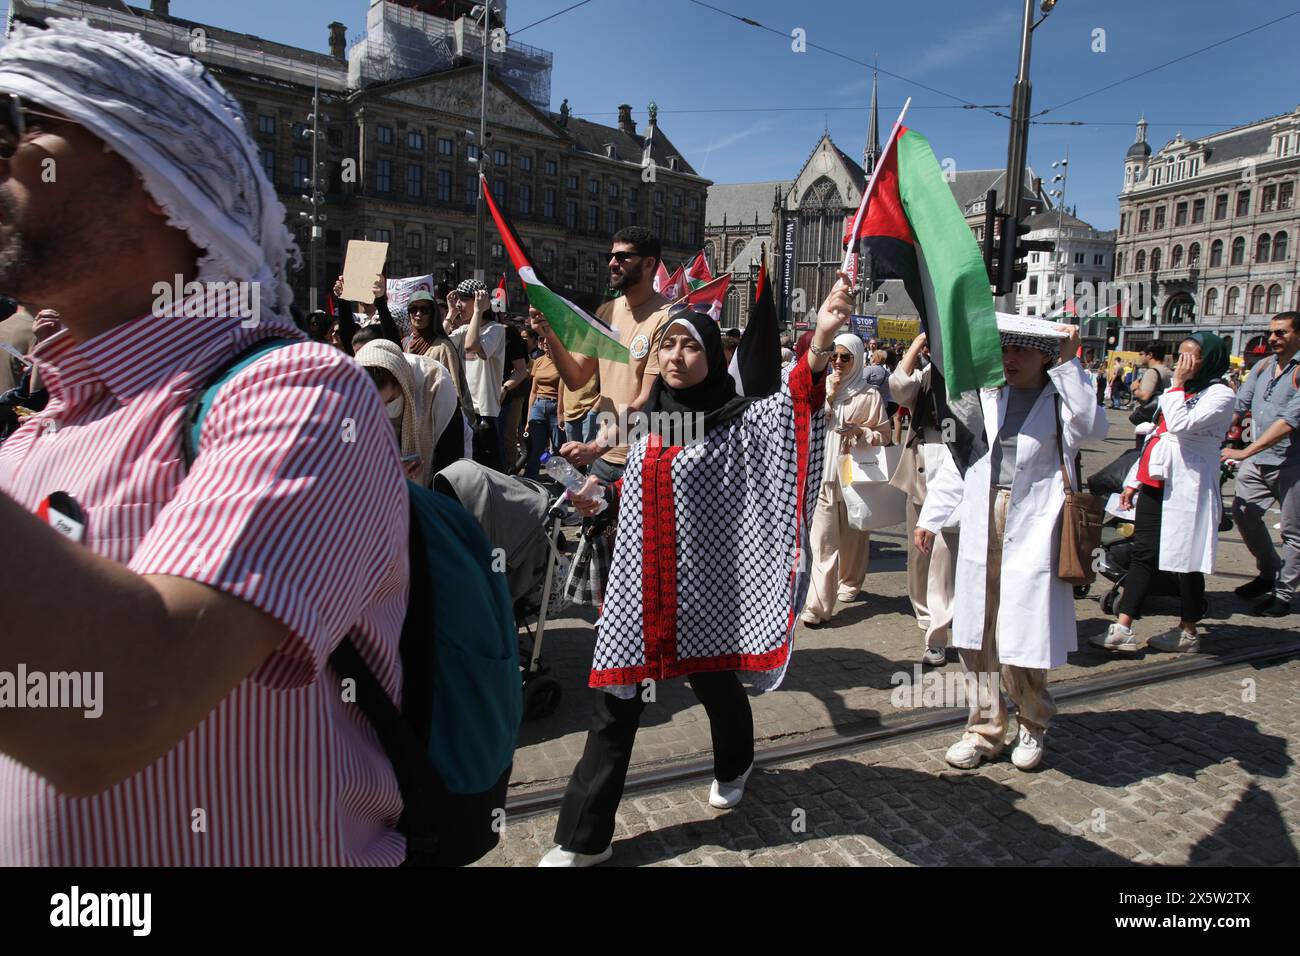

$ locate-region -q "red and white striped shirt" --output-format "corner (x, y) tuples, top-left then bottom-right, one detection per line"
(0, 307), (410, 865)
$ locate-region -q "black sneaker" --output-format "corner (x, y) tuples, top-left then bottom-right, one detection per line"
(1250, 595), (1294, 617)
(1235, 576), (1277, 600)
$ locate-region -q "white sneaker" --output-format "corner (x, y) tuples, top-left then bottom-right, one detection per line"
(1146, 628), (1200, 653)
(538, 844), (613, 867)
(921, 646), (946, 667)
(1090, 622), (1138, 652)
(799, 611), (825, 627)
(1011, 724), (1046, 771)
(944, 733), (995, 769)
(708, 763), (754, 809)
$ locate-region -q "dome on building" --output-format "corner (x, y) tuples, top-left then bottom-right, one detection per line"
(1126, 139), (1151, 160)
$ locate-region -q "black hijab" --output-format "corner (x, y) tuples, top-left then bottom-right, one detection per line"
(643, 306), (755, 445)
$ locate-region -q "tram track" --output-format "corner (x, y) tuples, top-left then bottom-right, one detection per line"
(505, 639), (1300, 818)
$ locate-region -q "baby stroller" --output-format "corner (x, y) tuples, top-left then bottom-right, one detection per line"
(1085, 448), (1233, 616)
(434, 460), (575, 721)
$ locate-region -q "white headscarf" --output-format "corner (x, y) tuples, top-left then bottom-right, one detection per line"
(0, 20), (300, 318)
(356, 340), (439, 485)
(830, 333), (869, 405)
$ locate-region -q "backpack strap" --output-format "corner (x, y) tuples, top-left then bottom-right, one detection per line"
(180, 338), (296, 469)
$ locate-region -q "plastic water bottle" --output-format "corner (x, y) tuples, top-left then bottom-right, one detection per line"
(541, 453), (607, 514)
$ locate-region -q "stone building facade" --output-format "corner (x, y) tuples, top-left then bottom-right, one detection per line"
(1116, 111), (1300, 361)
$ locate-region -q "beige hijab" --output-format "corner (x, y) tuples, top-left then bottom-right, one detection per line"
(355, 340), (442, 484)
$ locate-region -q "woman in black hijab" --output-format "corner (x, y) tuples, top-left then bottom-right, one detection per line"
(540, 279), (855, 866)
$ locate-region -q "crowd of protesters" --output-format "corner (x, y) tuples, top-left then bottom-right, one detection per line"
(0, 21), (1296, 870)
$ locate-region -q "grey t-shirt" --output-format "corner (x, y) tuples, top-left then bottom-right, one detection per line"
(992, 384), (1046, 488)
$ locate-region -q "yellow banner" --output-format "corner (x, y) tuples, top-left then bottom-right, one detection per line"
(878, 317), (921, 340)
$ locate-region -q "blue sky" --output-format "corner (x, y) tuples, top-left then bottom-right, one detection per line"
(6, 0), (1299, 228)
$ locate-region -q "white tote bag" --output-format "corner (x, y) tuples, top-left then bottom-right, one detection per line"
(839, 443), (907, 531)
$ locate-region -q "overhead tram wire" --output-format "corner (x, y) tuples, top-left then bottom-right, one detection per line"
(1034, 7), (1300, 117)
(572, 104), (1008, 118)
(685, 0), (1005, 119)
(512, 0), (596, 36)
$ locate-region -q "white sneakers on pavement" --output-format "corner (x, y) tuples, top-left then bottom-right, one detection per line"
(708, 762), (754, 809)
(538, 844), (613, 867)
(1146, 628), (1200, 653)
(944, 733), (997, 769)
(921, 646), (946, 667)
(1011, 724), (1046, 771)
(1091, 622), (1139, 652)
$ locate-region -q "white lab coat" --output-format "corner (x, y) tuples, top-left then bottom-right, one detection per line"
(1121, 382), (1235, 574)
(918, 360), (1109, 670)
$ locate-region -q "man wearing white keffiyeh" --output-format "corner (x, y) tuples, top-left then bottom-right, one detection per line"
(0, 18), (299, 328)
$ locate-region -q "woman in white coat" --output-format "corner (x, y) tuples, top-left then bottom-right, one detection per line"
(801, 333), (892, 625)
(916, 318), (1107, 772)
(1093, 332), (1234, 655)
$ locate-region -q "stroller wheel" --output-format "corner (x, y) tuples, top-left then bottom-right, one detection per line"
(522, 673), (562, 721)
(1073, 583), (1091, 600)
(1101, 588), (1119, 616)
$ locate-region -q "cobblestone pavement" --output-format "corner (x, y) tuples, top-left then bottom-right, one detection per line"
(513, 408), (1300, 793)
(482, 655), (1300, 866)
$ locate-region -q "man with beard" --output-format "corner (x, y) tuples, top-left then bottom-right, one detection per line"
(530, 226), (671, 484)
(0, 21), (407, 864)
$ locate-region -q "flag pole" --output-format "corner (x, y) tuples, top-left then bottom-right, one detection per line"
(841, 96), (912, 282)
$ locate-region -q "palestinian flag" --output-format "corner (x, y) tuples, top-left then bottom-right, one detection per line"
(662, 265), (686, 301)
(677, 273), (729, 324)
(685, 252), (713, 291)
(728, 261), (781, 398)
(493, 274), (508, 311)
(844, 126), (1003, 474)
(481, 175), (628, 362)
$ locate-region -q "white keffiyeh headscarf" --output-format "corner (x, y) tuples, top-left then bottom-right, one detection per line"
(0, 19), (300, 318)
(829, 332), (869, 405)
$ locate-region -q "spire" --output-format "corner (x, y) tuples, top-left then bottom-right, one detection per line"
(1136, 113), (1148, 145)
(863, 59), (881, 175)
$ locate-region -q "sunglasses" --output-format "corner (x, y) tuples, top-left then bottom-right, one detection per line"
(0, 93), (69, 160)
(408, 305), (433, 314)
(608, 251), (642, 263)
(830, 353), (854, 363)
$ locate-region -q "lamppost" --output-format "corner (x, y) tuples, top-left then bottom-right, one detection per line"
(298, 78), (329, 312)
(1049, 147), (1068, 316)
(471, 2), (496, 283)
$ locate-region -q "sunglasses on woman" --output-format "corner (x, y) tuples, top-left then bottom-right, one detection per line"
(830, 353), (854, 363)
(0, 93), (70, 160)
(408, 305), (433, 315)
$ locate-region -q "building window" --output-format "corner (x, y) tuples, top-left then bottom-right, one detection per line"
(1225, 286), (1240, 315)
(1280, 181), (1294, 210)
(494, 179), (507, 204)
(260, 148), (276, 183)
(672, 193), (682, 209)
(377, 125), (393, 145)
(565, 200), (577, 229)
(406, 164), (423, 198)
(375, 158), (392, 193)
(493, 149), (507, 167)
(374, 228), (391, 243)
(1119, 212), (1128, 234)
(1230, 236), (1245, 266)
(1093, 253), (1105, 266)
(292, 154), (311, 189)
(1175, 202), (1188, 226)
(588, 178), (600, 196)
(1154, 206), (1166, 230)
(436, 169), (452, 202)
(1171, 245), (1183, 268)
(1138, 209), (1150, 232)
(1262, 185), (1277, 212)
(1116, 251), (1125, 275)
(1205, 287), (1219, 314)
(436, 236), (450, 254)
(542, 248), (555, 266)
(654, 213), (664, 235)
(606, 208), (618, 234)
(1210, 240), (1223, 267)
(608, 180), (620, 200)
(258, 114), (275, 135)
(587, 205), (598, 231)
(1273, 231), (1289, 261)
(1192, 198), (1205, 223)
(671, 217), (681, 242)
(520, 154), (533, 172)
(687, 221), (698, 245)
(566, 174), (578, 190)
(438, 137), (453, 156)
(1188, 242), (1201, 267)
(1236, 190), (1251, 217)
(654, 190), (664, 207)
(1135, 249), (1146, 271)
(406, 232), (422, 251)
(1214, 194), (1228, 220)
(465, 239), (476, 256)
(1257, 233), (1271, 262)
(407, 130), (424, 151)
(1150, 248), (1162, 272)
(543, 188), (556, 218)
(467, 144), (481, 162)
(492, 243), (504, 260)
(1250, 285), (1266, 314)
(466, 177), (479, 208)
(689, 196), (699, 211)
(1268, 284), (1283, 313)
(518, 183), (532, 215)
(1029, 276), (1039, 296)
(544, 159), (557, 176)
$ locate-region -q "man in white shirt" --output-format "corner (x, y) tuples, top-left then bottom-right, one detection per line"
(449, 278), (508, 467)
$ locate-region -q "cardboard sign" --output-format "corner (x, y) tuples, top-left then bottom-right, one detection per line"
(386, 273), (434, 312)
(341, 240), (389, 304)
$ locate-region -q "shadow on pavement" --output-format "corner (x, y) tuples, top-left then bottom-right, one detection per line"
(1187, 782), (1299, 865)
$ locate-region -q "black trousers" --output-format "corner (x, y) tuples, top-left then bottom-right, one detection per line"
(1117, 483), (1206, 623)
(553, 671), (754, 854)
